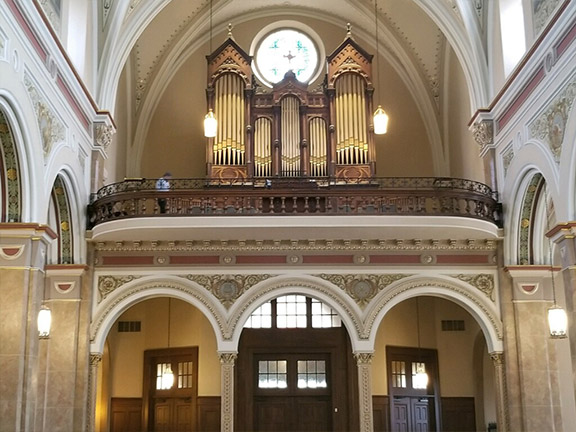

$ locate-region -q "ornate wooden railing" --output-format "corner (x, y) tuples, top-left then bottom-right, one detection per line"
(88, 177), (501, 228)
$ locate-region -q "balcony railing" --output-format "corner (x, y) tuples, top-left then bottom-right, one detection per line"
(88, 177), (501, 228)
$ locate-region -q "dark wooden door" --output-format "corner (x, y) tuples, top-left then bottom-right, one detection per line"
(143, 347), (198, 432)
(253, 353), (331, 431)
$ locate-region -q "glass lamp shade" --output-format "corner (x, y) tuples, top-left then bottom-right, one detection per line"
(373, 105), (389, 135)
(204, 109), (217, 138)
(38, 305), (52, 338)
(548, 305), (568, 339)
(161, 365), (175, 389)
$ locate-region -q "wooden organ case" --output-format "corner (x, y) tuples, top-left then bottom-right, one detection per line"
(205, 31), (378, 183)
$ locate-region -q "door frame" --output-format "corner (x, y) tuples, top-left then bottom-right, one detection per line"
(142, 346), (199, 431)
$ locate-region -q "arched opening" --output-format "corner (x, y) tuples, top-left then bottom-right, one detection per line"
(98, 297), (220, 432)
(235, 293), (358, 432)
(372, 296), (496, 432)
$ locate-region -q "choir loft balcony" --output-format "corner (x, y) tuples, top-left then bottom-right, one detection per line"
(88, 176), (501, 230)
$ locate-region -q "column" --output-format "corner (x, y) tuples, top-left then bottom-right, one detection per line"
(0, 224), (55, 432)
(219, 352), (237, 432)
(354, 352), (374, 432)
(490, 352), (509, 432)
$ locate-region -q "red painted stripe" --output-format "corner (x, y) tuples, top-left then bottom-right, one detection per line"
(6, 0), (48, 62)
(496, 66), (545, 131)
(369, 255), (421, 264)
(556, 17), (576, 57)
(56, 73), (90, 130)
(170, 255), (220, 264)
(302, 255), (354, 264)
(436, 255), (489, 264)
(236, 255), (286, 264)
(101, 256), (154, 265)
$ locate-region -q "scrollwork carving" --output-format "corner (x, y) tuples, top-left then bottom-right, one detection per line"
(98, 275), (142, 302)
(450, 273), (494, 301)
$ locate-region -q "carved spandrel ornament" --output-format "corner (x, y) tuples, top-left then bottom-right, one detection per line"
(183, 274), (272, 308)
(98, 275), (142, 302)
(450, 273), (495, 301)
(318, 274), (412, 307)
(471, 119), (494, 150)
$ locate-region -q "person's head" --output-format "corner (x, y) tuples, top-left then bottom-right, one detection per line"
(163, 172), (172, 179)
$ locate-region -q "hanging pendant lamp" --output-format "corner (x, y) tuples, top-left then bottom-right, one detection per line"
(204, 0), (217, 138)
(373, 0), (389, 135)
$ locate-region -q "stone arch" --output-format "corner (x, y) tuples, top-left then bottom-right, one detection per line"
(0, 106), (22, 222)
(364, 275), (503, 353)
(90, 275), (227, 354)
(226, 274), (364, 352)
(47, 174), (75, 264)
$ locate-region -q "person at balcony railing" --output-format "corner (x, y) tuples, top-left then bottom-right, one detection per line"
(156, 172), (172, 213)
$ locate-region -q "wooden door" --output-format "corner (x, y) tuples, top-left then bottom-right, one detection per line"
(253, 353), (331, 431)
(387, 346), (441, 432)
(144, 347), (198, 432)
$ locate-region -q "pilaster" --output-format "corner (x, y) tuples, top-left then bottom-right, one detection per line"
(354, 352), (374, 432)
(505, 266), (564, 431)
(0, 223), (56, 432)
(219, 352), (237, 432)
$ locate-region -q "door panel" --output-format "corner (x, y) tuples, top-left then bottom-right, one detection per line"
(295, 397), (330, 431)
(254, 397), (291, 431)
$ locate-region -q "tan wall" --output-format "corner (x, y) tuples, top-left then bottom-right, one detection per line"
(372, 296), (483, 396)
(139, 16), (433, 179)
(106, 298), (220, 397)
(446, 47), (485, 183)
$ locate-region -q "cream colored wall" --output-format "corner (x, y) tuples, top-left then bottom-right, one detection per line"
(106, 297), (220, 397)
(139, 16), (433, 178)
(446, 47), (486, 182)
(372, 297), (482, 396)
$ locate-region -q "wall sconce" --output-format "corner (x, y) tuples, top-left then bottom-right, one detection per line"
(38, 304), (52, 339)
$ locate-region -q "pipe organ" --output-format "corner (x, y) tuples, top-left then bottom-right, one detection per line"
(205, 30), (377, 182)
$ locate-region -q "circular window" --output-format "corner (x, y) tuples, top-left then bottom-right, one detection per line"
(254, 28), (319, 87)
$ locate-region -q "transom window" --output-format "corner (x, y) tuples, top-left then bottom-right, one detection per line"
(244, 295), (341, 329)
(254, 28), (319, 86)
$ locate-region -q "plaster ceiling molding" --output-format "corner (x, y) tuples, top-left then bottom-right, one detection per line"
(133, 5), (200, 111)
(38, 0), (62, 34)
(381, 2), (443, 109)
(533, 0), (563, 35)
(103, 0), (113, 27)
(126, 0), (144, 19)
(528, 80), (576, 163)
(24, 71), (65, 158)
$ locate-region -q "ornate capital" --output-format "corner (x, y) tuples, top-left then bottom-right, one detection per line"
(219, 352), (238, 365)
(472, 119), (494, 149)
(90, 353), (103, 366)
(490, 352), (504, 366)
(94, 123), (115, 149)
(354, 352), (374, 365)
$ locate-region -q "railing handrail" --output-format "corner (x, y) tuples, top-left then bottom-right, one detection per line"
(88, 177), (501, 229)
(91, 176), (498, 201)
